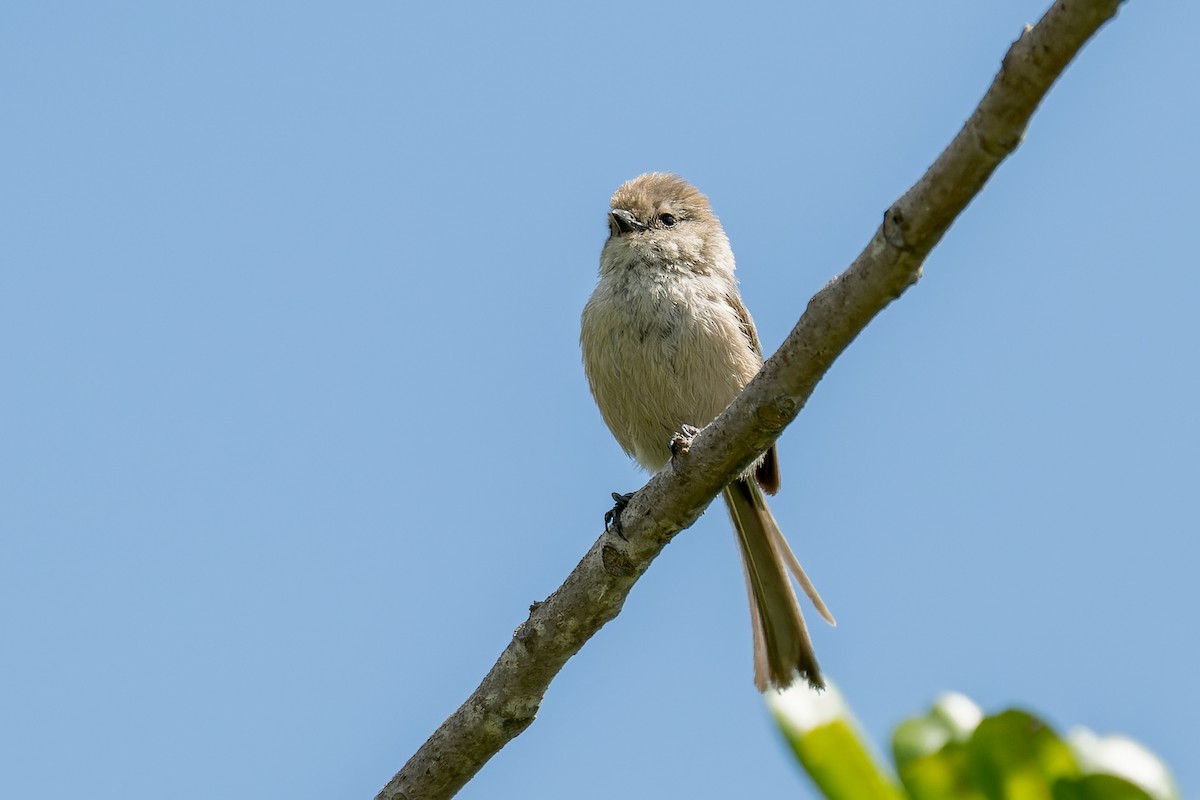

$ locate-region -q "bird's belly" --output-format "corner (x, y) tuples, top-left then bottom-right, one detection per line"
(584, 291), (754, 471)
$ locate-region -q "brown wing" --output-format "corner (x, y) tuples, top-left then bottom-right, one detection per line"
(725, 290), (780, 494)
(725, 289), (764, 359)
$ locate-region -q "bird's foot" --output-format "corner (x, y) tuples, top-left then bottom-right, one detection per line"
(604, 491), (636, 539)
(670, 424), (702, 459)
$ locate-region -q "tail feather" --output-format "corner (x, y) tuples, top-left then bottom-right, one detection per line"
(724, 478), (830, 690)
(766, 521), (837, 627)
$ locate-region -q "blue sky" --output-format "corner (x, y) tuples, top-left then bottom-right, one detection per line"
(2, 2), (1196, 798)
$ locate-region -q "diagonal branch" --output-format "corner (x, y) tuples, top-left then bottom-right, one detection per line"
(377, 1), (1126, 797)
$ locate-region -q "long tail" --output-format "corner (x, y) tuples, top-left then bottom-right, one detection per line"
(723, 478), (835, 691)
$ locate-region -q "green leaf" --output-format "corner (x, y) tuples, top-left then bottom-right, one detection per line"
(777, 687), (1178, 800)
(1053, 774), (1156, 800)
(781, 718), (907, 800)
(894, 714), (955, 771)
(770, 682), (905, 800)
(1067, 728), (1180, 800)
(892, 692), (985, 800)
(896, 739), (988, 800)
(965, 709), (1080, 800)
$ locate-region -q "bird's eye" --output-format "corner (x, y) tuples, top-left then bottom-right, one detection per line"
(659, 213), (677, 228)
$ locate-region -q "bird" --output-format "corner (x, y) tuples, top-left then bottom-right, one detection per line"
(580, 172), (835, 690)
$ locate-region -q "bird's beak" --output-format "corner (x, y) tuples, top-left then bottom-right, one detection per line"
(609, 208), (646, 235)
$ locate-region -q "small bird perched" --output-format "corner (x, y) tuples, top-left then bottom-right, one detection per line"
(580, 173), (835, 691)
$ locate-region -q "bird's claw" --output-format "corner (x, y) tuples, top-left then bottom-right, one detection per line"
(604, 491), (636, 539)
(670, 424), (702, 458)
